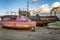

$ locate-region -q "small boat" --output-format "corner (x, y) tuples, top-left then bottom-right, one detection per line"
(1, 15), (36, 31)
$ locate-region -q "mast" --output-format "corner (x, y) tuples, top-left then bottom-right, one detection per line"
(26, 1), (30, 18)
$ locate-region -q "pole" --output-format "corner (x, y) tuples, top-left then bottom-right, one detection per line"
(27, 1), (29, 12)
(27, 1), (30, 18)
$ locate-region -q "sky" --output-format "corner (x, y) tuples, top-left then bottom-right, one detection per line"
(0, 0), (60, 12)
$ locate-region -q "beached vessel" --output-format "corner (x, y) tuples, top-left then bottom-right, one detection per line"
(1, 15), (36, 31)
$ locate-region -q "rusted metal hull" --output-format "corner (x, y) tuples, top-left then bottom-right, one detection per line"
(2, 21), (36, 28)
(1, 15), (36, 31)
(30, 16), (58, 26)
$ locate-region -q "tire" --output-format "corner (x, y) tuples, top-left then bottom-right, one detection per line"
(31, 26), (36, 32)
